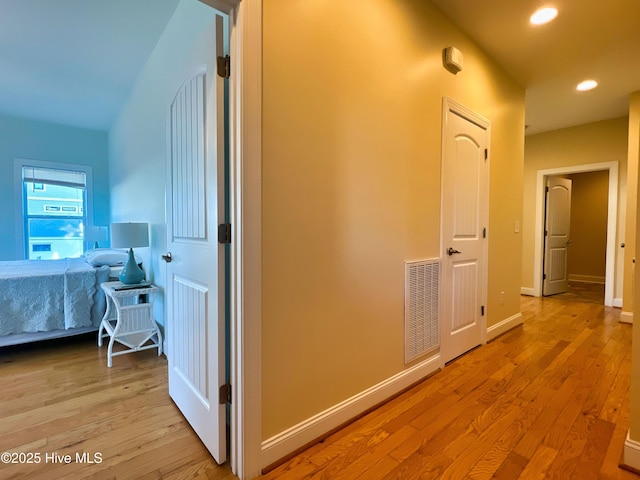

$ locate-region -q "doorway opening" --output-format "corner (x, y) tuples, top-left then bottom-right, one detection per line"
(542, 172), (609, 304)
(533, 161), (619, 306)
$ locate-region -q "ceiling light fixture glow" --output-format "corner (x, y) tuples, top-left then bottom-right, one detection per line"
(530, 7), (558, 25)
(576, 79), (598, 92)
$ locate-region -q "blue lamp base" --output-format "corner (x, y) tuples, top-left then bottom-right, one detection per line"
(119, 248), (145, 284)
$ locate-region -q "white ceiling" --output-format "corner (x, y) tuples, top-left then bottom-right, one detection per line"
(430, 0), (640, 135)
(0, 0), (180, 131)
(2, 1), (638, 135)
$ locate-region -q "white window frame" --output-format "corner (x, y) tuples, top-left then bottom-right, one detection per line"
(14, 158), (94, 260)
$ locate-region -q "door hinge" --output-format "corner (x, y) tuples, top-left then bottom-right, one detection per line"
(484, 149), (488, 160)
(217, 55), (230, 78)
(543, 273), (547, 280)
(481, 305), (485, 316)
(482, 227), (486, 239)
(219, 383), (232, 404)
(218, 223), (232, 244)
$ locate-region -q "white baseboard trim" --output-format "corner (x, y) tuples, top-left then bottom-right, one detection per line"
(614, 298), (623, 308)
(261, 353), (441, 468)
(568, 274), (605, 284)
(621, 311), (633, 324)
(521, 287), (535, 296)
(623, 432), (640, 471)
(487, 313), (523, 342)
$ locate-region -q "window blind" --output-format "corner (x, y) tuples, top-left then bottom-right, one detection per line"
(22, 166), (86, 189)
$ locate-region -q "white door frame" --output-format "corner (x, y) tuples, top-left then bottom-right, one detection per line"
(531, 161), (618, 306)
(196, 1), (262, 479)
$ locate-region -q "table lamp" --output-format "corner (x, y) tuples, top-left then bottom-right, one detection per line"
(110, 222), (149, 284)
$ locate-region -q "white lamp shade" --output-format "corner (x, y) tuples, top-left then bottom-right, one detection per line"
(110, 222), (149, 248)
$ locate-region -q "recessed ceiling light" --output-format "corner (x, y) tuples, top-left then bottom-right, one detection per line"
(530, 7), (558, 25)
(576, 79), (598, 92)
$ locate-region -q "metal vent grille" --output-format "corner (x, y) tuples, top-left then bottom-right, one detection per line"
(405, 259), (440, 364)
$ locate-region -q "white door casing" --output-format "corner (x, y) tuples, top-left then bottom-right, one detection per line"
(542, 177), (572, 296)
(193, 1), (264, 478)
(165, 15), (227, 464)
(441, 98), (489, 365)
(530, 164), (617, 308)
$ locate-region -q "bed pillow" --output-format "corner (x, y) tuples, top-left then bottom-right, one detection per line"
(83, 248), (142, 267)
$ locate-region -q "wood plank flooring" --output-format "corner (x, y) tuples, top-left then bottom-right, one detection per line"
(0, 335), (236, 480)
(258, 296), (636, 480)
(553, 281), (605, 305)
(0, 294), (636, 479)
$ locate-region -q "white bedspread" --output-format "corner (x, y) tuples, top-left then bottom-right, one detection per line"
(0, 258), (109, 336)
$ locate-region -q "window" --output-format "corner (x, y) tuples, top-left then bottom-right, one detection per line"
(16, 161), (93, 260)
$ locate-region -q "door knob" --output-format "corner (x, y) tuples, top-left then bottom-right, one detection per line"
(162, 252), (173, 263)
(447, 247), (461, 256)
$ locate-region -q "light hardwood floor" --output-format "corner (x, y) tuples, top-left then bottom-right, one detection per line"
(258, 296), (636, 480)
(1, 295), (636, 479)
(0, 335), (236, 480)
(554, 281), (605, 305)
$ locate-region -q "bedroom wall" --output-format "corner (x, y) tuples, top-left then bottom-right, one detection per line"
(522, 117), (628, 303)
(0, 113), (109, 261)
(262, 0), (525, 441)
(566, 171), (609, 283)
(108, 0), (217, 330)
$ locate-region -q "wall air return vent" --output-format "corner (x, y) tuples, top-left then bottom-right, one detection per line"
(405, 259), (440, 364)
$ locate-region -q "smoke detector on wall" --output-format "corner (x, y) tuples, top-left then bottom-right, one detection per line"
(443, 46), (463, 74)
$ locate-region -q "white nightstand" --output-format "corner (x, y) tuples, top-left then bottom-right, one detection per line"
(98, 281), (163, 368)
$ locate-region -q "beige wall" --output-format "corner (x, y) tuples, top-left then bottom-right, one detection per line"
(262, 0), (524, 439)
(626, 95), (640, 316)
(522, 117), (629, 301)
(629, 93), (640, 442)
(566, 171), (608, 282)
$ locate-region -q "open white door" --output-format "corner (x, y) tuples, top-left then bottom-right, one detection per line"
(441, 99), (489, 364)
(543, 177), (572, 296)
(164, 16), (227, 464)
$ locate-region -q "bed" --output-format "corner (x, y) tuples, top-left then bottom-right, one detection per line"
(0, 250), (138, 347)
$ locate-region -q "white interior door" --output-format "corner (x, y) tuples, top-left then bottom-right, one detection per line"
(165, 16), (227, 464)
(441, 100), (489, 364)
(543, 177), (572, 296)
